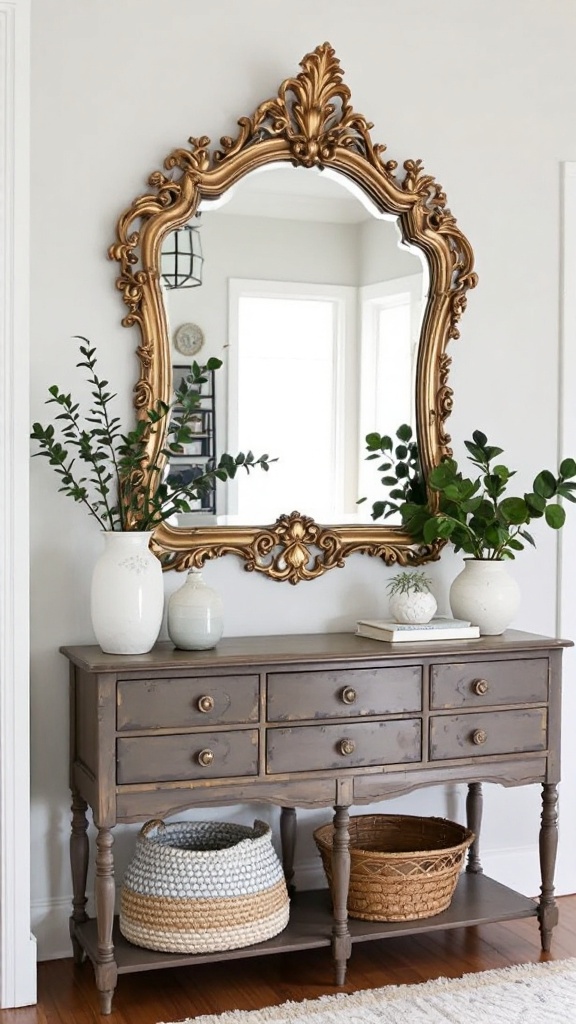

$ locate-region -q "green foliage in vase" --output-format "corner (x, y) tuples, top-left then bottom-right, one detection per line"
(386, 571), (433, 596)
(396, 430), (576, 560)
(31, 337), (276, 532)
(357, 423), (426, 521)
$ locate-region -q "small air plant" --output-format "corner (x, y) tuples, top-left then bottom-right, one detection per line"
(386, 571), (437, 624)
(386, 571), (433, 596)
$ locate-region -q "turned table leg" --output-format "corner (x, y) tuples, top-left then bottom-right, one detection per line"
(538, 782), (559, 952)
(466, 782), (484, 874)
(94, 825), (118, 1014)
(331, 805), (352, 986)
(69, 790), (89, 964)
(280, 807), (297, 895)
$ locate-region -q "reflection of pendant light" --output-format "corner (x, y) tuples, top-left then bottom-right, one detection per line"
(161, 215), (204, 289)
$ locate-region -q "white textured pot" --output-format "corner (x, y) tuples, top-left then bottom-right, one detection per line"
(389, 589), (437, 624)
(90, 531), (164, 655)
(449, 559), (521, 636)
(167, 568), (224, 650)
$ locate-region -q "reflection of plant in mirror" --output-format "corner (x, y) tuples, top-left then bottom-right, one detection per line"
(386, 571), (433, 596)
(31, 337), (276, 532)
(400, 430), (576, 560)
(358, 424), (426, 521)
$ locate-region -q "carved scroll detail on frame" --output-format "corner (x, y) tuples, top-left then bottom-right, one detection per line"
(153, 514), (443, 583)
(109, 42), (477, 583)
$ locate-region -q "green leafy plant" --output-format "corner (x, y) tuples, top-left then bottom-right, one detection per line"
(358, 424), (426, 521)
(386, 571), (433, 596)
(397, 430), (576, 559)
(31, 337), (276, 532)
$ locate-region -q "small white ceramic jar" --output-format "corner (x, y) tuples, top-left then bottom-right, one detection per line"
(167, 569), (224, 650)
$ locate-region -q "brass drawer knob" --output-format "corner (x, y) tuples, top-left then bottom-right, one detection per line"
(472, 679), (489, 696)
(341, 686), (357, 705)
(472, 729), (488, 746)
(339, 738), (356, 756)
(197, 748), (215, 767)
(197, 695), (215, 713)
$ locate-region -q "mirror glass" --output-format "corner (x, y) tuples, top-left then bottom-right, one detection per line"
(161, 165), (428, 528)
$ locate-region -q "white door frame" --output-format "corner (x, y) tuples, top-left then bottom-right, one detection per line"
(557, 162), (576, 896)
(0, 0), (36, 1006)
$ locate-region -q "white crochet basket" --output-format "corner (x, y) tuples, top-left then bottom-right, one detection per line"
(119, 818), (289, 953)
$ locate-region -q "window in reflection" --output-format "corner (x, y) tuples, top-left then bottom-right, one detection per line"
(358, 275), (422, 516)
(226, 279), (356, 522)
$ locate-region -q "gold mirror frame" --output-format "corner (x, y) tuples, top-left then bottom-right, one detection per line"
(109, 42), (477, 583)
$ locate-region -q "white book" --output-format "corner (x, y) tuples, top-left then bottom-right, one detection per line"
(355, 616), (480, 643)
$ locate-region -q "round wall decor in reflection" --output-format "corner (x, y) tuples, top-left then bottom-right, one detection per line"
(174, 322), (205, 357)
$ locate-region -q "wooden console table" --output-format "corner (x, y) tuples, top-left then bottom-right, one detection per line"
(63, 630), (570, 1014)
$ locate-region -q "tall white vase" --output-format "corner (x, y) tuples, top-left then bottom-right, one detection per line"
(167, 568), (224, 650)
(449, 559), (521, 636)
(91, 531), (164, 655)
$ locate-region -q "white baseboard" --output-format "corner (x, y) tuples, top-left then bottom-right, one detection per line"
(33, 896), (78, 962)
(35, 843), (569, 963)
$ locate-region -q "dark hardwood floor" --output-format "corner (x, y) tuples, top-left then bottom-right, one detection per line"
(3, 895), (576, 1024)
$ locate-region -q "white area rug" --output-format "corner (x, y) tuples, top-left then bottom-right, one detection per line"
(158, 958), (576, 1024)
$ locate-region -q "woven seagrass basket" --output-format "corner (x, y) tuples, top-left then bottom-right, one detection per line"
(313, 813), (474, 922)
(120, 818), (289, 953)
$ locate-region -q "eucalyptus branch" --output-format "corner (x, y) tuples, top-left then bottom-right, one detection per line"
(43, 385), (119, 528)
(75, 335), (126, 529)
(29, 426), (110, 530)
(31, 339), (276, 533)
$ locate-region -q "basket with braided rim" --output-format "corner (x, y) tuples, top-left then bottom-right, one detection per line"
(120, 818), (289, 953)
(313, 813), (474, 922)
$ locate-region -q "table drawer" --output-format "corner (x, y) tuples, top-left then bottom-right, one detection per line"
(117, 730), (259, 783)
(430, 658), (548, 710)
(429, 709), (547, 761)
(267, 667), (422, 721)
(266, 719), (421, 774)
(116, 674), (259, 730)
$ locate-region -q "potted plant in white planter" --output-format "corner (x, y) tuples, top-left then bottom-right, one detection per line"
(402, 431), (575, 634)
(31, 337), (275, 655)
(386, 571), (437, 624)
(363, 428), (576, 635)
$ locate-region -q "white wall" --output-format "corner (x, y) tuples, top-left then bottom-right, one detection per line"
(29, 0), (576, 960)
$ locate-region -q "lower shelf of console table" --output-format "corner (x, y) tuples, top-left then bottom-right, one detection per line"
(73, 875), (538, 974)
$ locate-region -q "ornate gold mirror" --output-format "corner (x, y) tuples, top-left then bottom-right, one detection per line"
(109, 42), (477, 583)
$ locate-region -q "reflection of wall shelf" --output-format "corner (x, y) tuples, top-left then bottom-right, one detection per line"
(167, 368), (217, 515)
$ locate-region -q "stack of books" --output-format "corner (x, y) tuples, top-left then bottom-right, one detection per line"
(355, 616), (480, 643)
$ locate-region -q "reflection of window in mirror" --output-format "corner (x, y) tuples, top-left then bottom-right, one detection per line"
(358, 275), (423, 519)
(226, 279), (357, 524)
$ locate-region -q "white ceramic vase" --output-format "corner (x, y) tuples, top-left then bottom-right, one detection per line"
(449, 559), (521, 636)
(90, 531), (164, 655)
(389, 589), (437, 624)
(167, 568), (224, 650)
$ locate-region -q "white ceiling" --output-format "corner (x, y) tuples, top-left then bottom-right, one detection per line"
(200, 164), (387, 224)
